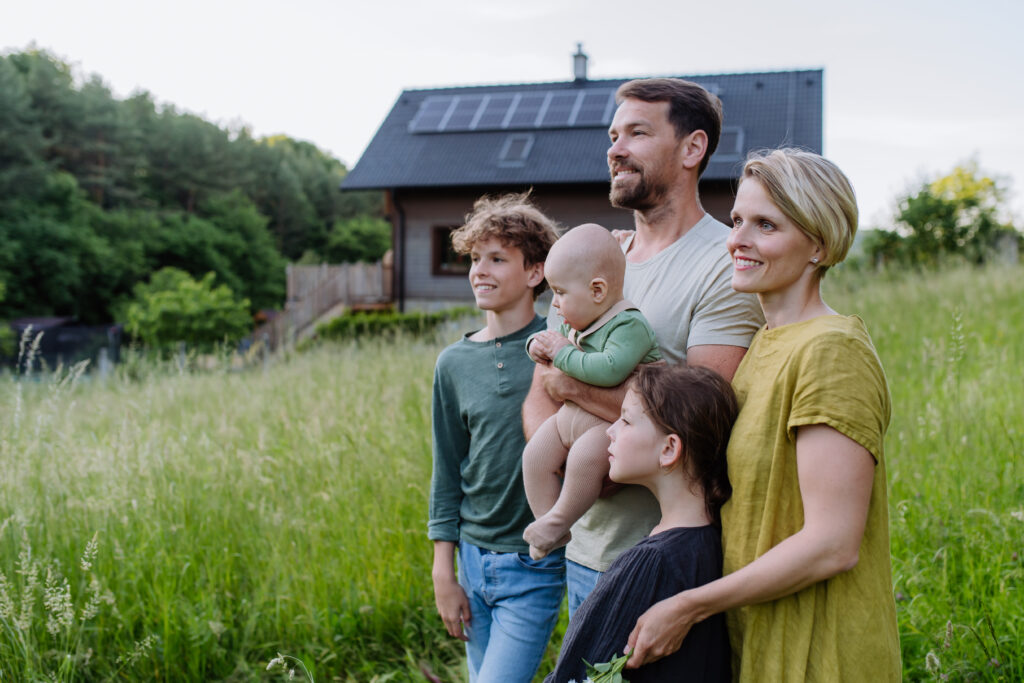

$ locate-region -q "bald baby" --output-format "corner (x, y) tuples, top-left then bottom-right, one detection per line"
(545, 223), (625, 310)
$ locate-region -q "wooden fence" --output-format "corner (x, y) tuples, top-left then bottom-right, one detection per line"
(254, 258), (393, 349)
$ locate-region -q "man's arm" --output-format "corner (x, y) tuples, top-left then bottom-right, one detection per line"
(686, 344), (747, 382)
(538, 362), (628, 423)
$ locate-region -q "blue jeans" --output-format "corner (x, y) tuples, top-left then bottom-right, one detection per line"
(458, 540), (566, 682)
(566, 559), (602, 619)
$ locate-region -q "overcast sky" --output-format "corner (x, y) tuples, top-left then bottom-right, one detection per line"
(5, 0), (1023, 227)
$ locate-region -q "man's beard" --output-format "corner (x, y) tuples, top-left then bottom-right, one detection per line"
(609, 168), (665, 211)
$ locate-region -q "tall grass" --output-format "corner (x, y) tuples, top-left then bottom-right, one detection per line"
(825, 265), (1023, 681)
(0, 265), (1021, 681)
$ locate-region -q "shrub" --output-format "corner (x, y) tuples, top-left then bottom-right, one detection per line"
(123, 267), (252, 351)
(314, 307), (474, 341)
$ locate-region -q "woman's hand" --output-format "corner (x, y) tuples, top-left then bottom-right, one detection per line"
(624, 593), (698, 668)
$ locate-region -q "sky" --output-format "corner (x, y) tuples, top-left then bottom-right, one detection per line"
(4, 0), (1023, 228)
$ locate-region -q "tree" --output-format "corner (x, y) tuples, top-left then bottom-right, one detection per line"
(324, 216), (392, 263)
(198, 191), (286, 310)
(0, 56), (48, 200)
(124, 268), (252, 351)
(867, 162), (1019, 266)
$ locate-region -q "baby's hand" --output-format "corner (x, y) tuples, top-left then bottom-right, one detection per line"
(537, 331), (571, 356)
(528, 335), (553, 362)
(611, 228), (635, 246)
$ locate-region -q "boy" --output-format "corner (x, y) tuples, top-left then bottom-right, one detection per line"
(428, 193), (564, 682)
(522, 224), (661, 560)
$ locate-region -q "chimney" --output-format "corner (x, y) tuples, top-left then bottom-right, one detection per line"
(573, 43), (588, 82)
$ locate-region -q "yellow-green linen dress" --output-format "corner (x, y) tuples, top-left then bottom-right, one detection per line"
(721, 315), (900, 682)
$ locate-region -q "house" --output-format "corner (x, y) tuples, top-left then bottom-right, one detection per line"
(342, 48), (823, 310)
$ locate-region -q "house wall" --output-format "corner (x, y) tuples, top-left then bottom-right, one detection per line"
(391, 182), (736, 309)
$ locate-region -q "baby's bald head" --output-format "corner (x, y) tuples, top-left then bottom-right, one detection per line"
(546, 223), (625, 298)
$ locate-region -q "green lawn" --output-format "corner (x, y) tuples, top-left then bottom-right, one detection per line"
(0, 264), (1021, 681)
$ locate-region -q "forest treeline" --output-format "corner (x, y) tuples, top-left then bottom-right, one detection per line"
(0, 48), (388, 325)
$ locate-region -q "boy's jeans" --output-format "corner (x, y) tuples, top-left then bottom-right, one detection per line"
(458, 540), (566, 682)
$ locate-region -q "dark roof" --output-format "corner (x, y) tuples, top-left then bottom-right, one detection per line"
(342, 69), (823, 190)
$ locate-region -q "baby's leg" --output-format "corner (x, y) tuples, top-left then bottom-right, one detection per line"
(521, 412), (569, 521)
(524, 409), (609, 559)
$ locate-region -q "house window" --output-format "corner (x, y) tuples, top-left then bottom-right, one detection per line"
(498, 133), (534, 167)
(432, 226), (471, 276)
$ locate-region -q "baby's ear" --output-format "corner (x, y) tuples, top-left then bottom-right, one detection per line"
(590, 277), (608, 303)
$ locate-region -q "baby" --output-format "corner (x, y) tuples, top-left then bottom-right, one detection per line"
(522, 223), (661, 560)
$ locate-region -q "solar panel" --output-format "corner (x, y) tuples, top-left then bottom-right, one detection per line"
(573, 90), (616, 126)
(409, 96), (454, 133)
(540, 92), (581, 127)
(506, 93), (547, 128)
(475, 94), (515, 129)
(409, 88), (617, 133)
(443, 95), (485, 131)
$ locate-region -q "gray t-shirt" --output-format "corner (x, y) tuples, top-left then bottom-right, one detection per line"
(564, 213), (764, 571)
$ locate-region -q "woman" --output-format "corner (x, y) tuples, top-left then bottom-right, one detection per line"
(623, 149), (900, 681)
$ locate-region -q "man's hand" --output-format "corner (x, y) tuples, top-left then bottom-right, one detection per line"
(433, 575), (471, 642)
(537, 362), (576, 404)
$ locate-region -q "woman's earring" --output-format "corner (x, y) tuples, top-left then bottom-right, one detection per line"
(811, 257), (820, 264)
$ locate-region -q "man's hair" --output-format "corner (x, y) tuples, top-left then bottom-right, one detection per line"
(616, 78), (723, 178)
(741, 148), (858, 278)
(629, 364), (737, 526)
(451, 192), (560, 298)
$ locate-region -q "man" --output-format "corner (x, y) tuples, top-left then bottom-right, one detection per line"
(522, 78), (764, 615)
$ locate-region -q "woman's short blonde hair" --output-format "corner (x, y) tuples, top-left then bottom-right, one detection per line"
(741, 148), (858, 277)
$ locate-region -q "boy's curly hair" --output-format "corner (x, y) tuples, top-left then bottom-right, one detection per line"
(451, 192), (561, 299)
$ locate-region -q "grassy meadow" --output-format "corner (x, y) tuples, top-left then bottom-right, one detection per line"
(1, 263), (1022, 681)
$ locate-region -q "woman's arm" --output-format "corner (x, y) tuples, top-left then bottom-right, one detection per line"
(624, 423), (876, 667)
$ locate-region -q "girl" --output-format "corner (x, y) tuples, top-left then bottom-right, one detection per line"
(545, 364), (735, 683)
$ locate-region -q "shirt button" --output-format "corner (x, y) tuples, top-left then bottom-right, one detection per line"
(497, 362), (504, 369)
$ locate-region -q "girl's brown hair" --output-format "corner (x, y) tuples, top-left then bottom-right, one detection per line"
(630, 364), (738, 526)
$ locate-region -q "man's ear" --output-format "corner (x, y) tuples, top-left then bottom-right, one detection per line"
(526, 262), (545, 289)
(590, 277), (608, 304)
(679, 129), (708, 172)
(659, 433), (684, 472)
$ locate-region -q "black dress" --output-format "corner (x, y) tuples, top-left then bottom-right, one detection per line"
(544, 526), (730, 683)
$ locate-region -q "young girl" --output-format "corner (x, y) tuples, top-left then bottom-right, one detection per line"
(544, 364), (734, 683)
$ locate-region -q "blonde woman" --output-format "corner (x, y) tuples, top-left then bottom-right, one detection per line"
(624, 149), (900, 682)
